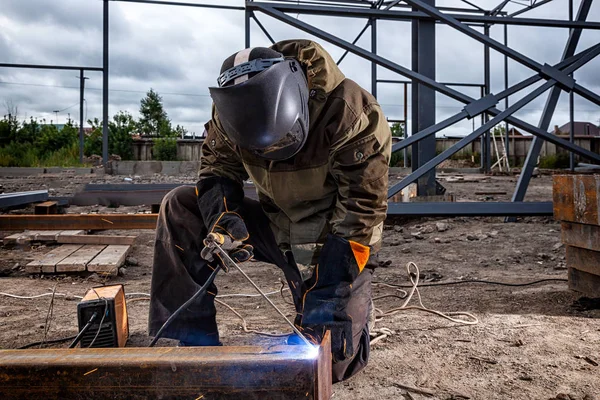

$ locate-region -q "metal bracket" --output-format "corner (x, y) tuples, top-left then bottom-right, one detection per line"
(463, 94), (498, 118)
(540, 63), (576, 91)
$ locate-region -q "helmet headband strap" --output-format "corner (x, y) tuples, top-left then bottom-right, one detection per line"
(217, 57), (285, 87)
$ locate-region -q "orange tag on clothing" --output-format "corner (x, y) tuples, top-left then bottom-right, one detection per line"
(349, 241), (370, 272)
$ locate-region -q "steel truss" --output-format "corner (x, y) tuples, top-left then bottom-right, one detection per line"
(3, 0), (599, 216)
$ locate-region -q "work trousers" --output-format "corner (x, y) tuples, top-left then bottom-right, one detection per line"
(148, 186), (372, 382)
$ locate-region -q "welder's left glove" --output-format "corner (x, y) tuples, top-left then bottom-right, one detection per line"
(299, 234), (369, 362)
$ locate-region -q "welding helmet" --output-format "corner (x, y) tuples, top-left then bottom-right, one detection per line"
(209, 48), (310, 161)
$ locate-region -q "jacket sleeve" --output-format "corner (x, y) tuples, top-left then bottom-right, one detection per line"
(328, 102), (391, 252)
(198, 106), (249, 185)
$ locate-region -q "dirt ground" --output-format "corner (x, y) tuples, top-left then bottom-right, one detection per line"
(0, 171), (599, 400)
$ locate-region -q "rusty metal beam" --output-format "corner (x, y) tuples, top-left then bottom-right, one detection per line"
(0, 333), (331, 399)
(0, 214), (158, 231)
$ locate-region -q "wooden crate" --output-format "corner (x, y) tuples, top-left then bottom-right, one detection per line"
(553, 174), (600, 296)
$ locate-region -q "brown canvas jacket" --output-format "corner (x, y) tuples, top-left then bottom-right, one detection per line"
(199, 39), (391, 266)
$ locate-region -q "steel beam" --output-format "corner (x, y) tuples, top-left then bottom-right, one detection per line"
(111, 0), (245, 10)
(253, 4), (600, 167)
(337, 21), (371, 65)
(247, 2), (600, 29)
(0, 63), (103, 71)
(387, 43), (600, 197)
(0, 214), (158, 230)
(0, 334), (331, 399)
(511, 0), (592, 207)
(402, 0), (600, 106)
(252, 13), (276, 44)
(387, 201), (553, 216)
(390, 45), (593, 154)
(0, 190), (49, 209)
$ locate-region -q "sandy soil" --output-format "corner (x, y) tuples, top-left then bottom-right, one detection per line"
(0, 171), (598, 400)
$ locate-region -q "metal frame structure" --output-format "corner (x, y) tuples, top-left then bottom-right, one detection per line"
(3, 0), (599, 216)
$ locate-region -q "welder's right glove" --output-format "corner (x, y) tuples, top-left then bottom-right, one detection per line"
(196, 176), (254, 263)
(298, 234), (370, 362)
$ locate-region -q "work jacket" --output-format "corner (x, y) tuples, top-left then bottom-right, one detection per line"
(199, 39), (391, 266)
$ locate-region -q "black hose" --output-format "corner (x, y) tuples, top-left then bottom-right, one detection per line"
(68, 311), (99, 348)
(18, 335), (78, 349)
(149, 264), (222, 347)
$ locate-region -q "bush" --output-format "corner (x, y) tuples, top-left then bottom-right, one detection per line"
(0, 142), (37, 167)
(84, 112), (135, 160)
(153, 137), (178, 161)
(539, 153), (570, 169)
(35, 123), (78, 157)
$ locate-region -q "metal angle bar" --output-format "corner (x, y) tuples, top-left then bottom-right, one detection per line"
(254, 4), (600, 162)
(388, 79), (556, 197)
(387, 201), (553, 216)
(377, 79), (484, 87)
(0, 190), (49, 209)
(491, 0), (511, 16)
(390, 45), (592, 154)
(402, 0), (600, 105)
(248, 2), (600, 29)
(0, 63), (103, 72)
(459, 0), (486, 11)
(391, 41), (600, 196)
(251, 14), (276, 44)
(507, 0), (554, 17)
(510, 0), (593, 207)
(110, 0), (245, 10)
(337, 20), (371, 65)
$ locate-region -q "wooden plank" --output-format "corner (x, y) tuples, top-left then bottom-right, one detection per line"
(25, 245), (83, 274)
(56, 245), (106, 273)
(0, 214), (158, 231)
(37, 230), (82, 241)
(561, 222), (600, 251)
(2, 233), (28, 245)
(87, 245), (130, 275)
(566, 246), (600, 276)
(553, 174), (600, 225)
(0, 334), (332, 399)
(57, 235), (136, 245)
(35, 201), (58, 215)
(569, 267), (600, 297)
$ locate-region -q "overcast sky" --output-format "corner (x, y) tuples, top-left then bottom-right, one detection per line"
(0, 0), (598, 137)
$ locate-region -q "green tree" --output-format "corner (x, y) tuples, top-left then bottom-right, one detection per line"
(35, 121), (78, 156)
(17, 118), (41, 144)
(491, 125), (506, 137)
(0, 114), (20, 145)
(390, 122), (405, 137)
(84, 113), (135, 159)
(138, 89), (170, 137)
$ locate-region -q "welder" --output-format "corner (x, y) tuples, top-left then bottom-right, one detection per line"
(148, 39), (391, 382)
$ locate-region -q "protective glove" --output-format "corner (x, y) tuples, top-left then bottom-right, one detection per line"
(201, 232), (254, 264)
(196, 176), (254, 263)
(298, 234), (370, 362)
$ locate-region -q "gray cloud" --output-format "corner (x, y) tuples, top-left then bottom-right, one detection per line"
(1, 0), (599, 138)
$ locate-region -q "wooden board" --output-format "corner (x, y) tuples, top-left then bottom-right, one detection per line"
(25, 245), (83, 274)
(568, 267), (600, 297)
(553, 174), (600, 225)
(0, 214), (158, 231)
(3, 230), (85, 244)
(56, 245), (106, 273)
(57, 235), (136, 246)
(566, 246), (600, 276)
(87, 245), (131, 275)
(561, 222), (600, 252)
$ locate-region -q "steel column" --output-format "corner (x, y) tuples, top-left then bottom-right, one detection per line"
(371, 17), (377, 97)
(511, 0), (592, 206)
(484, 22), (491, 172)
(102, 0), (109, 166)
(387, 201), (553, 216)
(412, 0), (436, 196)
(245, 10), (251, 48)
(504, 23), (509, 165)
(78, 70), (87, 164)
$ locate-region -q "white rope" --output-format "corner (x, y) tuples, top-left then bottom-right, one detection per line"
(370, 261), (479, 345)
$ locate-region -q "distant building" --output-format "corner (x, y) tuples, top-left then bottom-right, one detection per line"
(554, 122), (600, 136)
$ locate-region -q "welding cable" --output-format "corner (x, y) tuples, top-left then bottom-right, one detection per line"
(149, 264), (222, 347)
(68, 311), (99, 348)
(87, 298), (109, 348)
(373, 277), (568, 289)
(18, 335), (78, 349)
